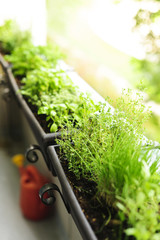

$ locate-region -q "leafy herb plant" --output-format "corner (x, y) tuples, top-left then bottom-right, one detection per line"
(19, 67), (97, 132)
(5, 42), (63, 77)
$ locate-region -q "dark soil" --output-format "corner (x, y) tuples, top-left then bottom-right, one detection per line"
(26, 101), (51, 133)
(15, 77), (51, 133)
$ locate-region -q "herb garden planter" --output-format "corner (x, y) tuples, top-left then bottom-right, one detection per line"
(0, 53), (99, 240)
(1, 19), (160, 240)
(1, 52), (129, 240)
(0, 54), (61, 168)
(2, 51), (160, 240)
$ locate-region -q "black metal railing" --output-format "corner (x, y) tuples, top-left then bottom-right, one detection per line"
(0, 54), (97, 240)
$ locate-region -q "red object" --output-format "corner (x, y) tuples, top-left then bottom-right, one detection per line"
(19, 165), (50, 220)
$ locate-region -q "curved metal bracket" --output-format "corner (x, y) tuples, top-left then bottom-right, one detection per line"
(25, 144), (43, 163)
(39, 183), (70, 213)
(26, 144), (57, 176)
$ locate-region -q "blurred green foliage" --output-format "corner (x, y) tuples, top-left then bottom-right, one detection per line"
(0, 20), (31, 54)
(131, 0), (160, 103)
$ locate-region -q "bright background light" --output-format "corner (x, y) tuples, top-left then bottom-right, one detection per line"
(0, 0), (47, 46)
(84, 0), (145, 59)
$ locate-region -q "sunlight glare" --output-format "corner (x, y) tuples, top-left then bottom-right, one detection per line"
(86, 0), (149, 59)
(0, 0), (46, 46)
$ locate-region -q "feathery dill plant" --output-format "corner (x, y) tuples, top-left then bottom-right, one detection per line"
(59, 89), (152, 200)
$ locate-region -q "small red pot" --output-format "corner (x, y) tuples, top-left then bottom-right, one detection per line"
(20, 165), (50, 220)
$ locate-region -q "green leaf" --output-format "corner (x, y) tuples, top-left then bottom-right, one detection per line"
(38, 106), (48, 114)
(50, 110), (57, 116)
(50, 123), (58, 132)
(125, 228), (136, 236)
